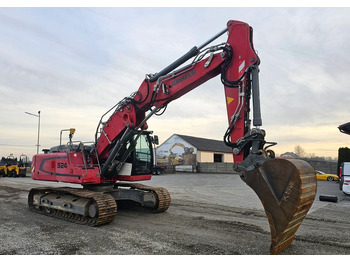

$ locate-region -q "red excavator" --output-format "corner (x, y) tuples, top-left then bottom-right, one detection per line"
(29, 20), (317, 254)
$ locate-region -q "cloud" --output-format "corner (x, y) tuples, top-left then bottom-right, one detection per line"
(0, 7), (349, 160)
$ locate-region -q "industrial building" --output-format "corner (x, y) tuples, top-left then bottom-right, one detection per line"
(156, 134), (234, 173)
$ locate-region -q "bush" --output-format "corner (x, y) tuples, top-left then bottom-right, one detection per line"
(337, 147), (350, 174)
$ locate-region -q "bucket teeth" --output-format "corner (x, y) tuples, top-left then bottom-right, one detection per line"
(242, 158), (317, 254)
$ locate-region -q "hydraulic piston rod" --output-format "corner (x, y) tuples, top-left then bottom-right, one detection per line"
(150, 28), (228, 82)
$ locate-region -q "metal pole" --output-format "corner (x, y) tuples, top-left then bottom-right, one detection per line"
(25, 111), (41, 155)
(37, 111), (41, 154)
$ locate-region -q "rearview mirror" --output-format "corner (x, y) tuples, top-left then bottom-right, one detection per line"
(152, 135), (159, 145)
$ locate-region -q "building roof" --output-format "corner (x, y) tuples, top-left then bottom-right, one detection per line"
(175, 134), (232, 153)
(280, 152), (299, 159)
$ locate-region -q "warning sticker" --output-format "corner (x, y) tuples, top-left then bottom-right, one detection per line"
(226, 97), (234, 105)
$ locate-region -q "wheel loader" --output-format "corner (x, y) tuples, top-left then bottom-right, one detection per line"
(2, 155), (19, 177)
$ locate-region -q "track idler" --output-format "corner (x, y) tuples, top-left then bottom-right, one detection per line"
(242, 158), (317, 254)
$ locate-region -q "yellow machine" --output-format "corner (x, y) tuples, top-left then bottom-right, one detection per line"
(18, 154), (28, 177)
(0, 154), (28, 177)
(0, 161), (7, 177)
(2, 155), (19, 177)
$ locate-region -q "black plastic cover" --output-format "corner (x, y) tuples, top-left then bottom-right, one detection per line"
(338, 122), (350, 135)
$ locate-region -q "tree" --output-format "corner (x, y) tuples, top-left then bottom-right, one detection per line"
(338, 147), (350, 174)
(294, 145), (306, 158)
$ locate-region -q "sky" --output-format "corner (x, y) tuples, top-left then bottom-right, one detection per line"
(1, 2), (350, 161)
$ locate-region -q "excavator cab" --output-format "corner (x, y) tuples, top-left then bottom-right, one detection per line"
(114, 132), (155, 180)
(132, 133), (154, 174)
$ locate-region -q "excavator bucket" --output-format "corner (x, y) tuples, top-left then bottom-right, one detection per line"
(242, 158), (317, 254)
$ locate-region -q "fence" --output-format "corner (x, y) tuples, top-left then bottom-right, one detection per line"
(161, 159), (339, 175)
(197, 162), (237, 174)
(304, 159), (338, 174)
(159, 163), (237, 174)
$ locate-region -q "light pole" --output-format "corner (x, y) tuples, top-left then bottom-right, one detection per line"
(25, 111), (41, 155)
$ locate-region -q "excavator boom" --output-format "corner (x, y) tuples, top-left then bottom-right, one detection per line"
(29, 20), (316, 254)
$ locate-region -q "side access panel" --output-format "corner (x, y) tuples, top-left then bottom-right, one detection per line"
(31, 153), (101, 184)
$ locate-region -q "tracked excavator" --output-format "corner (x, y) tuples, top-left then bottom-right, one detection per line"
(29, 20), (317, 254)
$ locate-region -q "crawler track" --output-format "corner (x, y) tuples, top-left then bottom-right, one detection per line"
(28, 183), (171, 226)
(114, 182), (171, 213)
(28, 187), (117, 226)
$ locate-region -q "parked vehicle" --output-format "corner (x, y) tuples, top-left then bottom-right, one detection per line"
(1, 155), (19, 177)
(18, 154), (28, 177)
(316, 170), (339, 181)
(0, 158), (7, 177)
(0, 154), (29, 177)
(340, 162), (350, 195)
(337, 124), (350, 194)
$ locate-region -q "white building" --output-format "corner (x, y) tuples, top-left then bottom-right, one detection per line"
(156, 134), (233, 169)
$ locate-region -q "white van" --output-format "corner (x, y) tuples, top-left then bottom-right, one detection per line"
(340, 162), (350, 195)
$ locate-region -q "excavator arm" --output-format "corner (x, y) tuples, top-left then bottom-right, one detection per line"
(93, 20), (316, 254)
(95, 21), (260, 172)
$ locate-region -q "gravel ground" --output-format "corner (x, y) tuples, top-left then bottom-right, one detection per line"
(0, 173), (349, 255)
